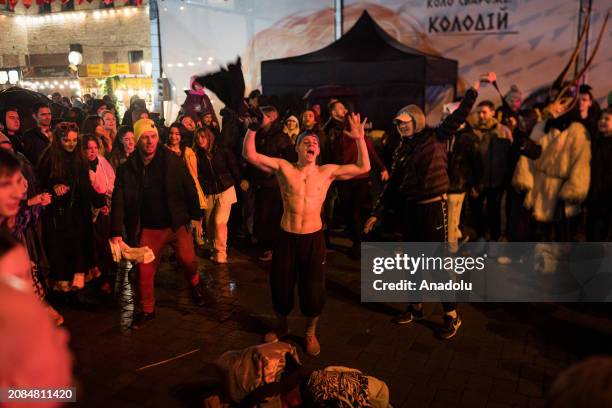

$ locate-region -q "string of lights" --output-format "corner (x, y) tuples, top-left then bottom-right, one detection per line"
(13, 5), (146, 26)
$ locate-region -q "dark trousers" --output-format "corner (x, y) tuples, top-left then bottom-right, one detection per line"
(586, 201), (612, 241)
(43, 208), (89, 282)
(470, 187), (504, 241)
(337, 178), (372, 246)
(506, 189), (533, 242)
(401, 199), (456, 312)
(93, 213), (115, 284)
(253, 187), (283, 251)
(270, 229), (326, 317)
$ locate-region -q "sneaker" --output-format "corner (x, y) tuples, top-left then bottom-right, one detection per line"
(393, 306), (424, 325)
(438, 314), (462, 339)
(305, 335), (321, 356)
(258, 250), (273, 261)
(191, 281), (206, 306)
(71, 273), (85, 290)
(131, 311), (156, 330)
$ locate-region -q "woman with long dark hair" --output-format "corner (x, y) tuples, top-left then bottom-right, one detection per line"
(108, 126), (136, 171)
(83, 134), (115, 293)
(166, 123), (207, 245)
(194, 126), (242, 263)
(81, 115), (109, 156)
(0, 137), (63, 324)
(37, 123), (105, 292)
(100, 110), (117, 155)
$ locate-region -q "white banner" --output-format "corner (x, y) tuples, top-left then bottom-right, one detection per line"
(158, 0), (610, 120)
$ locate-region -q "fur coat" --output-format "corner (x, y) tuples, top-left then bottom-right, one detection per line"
(512, 120), (590, 222)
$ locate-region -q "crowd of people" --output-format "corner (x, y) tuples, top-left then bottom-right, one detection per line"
(0, 69), (611, 353)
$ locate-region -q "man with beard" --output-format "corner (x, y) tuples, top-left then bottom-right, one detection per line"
(322, 101), (348, 165)
(110, 119), (205, 329)
(21, 103), (53, 166)
(470, 100), (512, 241)
(364, 73), (494, 339)
(244, 111), (370, 356)
(247, 105), (295, 261)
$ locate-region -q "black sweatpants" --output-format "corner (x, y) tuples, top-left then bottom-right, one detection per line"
(253, 186), (283, 251)
(337, 178), (372, 246)
(401, 199), (456, 312)
(270, 229), (326, 317)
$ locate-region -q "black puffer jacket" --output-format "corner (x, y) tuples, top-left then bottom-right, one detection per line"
(111, 146), (200, 245)
(373, 88), (478, 217)
(196, 144), (241, 195)
(447, 124), (481, 193)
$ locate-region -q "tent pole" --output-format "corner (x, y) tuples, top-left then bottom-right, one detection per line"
(335, 0), (344, 40)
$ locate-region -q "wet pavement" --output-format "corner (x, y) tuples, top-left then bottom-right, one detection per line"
(57, 238), (612, 408)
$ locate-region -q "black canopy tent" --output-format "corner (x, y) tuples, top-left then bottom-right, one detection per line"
(261, 11), (458, 130)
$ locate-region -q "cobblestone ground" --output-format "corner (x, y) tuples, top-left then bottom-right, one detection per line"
(58, 239), (612, 408)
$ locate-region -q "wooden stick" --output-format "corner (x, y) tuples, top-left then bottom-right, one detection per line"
(135, 348), (201, 371)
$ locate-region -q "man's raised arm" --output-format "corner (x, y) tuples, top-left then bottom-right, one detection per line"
(241, 114), (283, 174)
(331, 113), (371, 180)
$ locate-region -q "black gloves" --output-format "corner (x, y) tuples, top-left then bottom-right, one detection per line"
(241, 105), (264, 131)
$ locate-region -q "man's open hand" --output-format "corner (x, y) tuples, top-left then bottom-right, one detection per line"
(344, 113), (367, 140)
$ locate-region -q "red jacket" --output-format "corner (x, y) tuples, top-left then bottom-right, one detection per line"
(332, 133), (386, 179)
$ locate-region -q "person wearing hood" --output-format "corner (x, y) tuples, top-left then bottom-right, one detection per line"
(282, 115), (300, 145)
(181, 76), (214, 125)
(0, 107), (24, 154)
(364, 72), (493, 340)
(121, 97), (147, 127)
(470, 100), (513, 241)
(195, 126), (243, 263)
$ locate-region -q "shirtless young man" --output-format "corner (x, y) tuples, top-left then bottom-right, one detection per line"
(243, 112), (371, 356)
